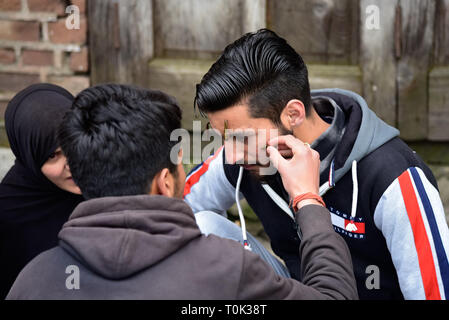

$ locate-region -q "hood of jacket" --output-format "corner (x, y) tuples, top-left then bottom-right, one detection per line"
(311, 88), (400, 184)
(58, 195), (202, 280)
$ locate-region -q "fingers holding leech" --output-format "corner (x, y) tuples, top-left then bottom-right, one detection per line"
(268, 135), (311, 158)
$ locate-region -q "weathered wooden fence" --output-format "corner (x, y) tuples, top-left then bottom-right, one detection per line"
(89, 0), (449, 143)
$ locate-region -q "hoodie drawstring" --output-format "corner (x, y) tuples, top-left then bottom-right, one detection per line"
(319, 160), (335, 196)
(345, 160), (359, 232)
(319, 160), (359, 232)
(350, 160), (358, 219)
(236, 166), (251, 251)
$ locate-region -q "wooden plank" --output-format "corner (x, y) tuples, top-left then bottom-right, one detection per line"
(408, 141), (449, 165)
(360, 0), (398, 127)
(242, 0), (266, 33)
(153, 0), (244, 58)
(397, 0), (436, 140)
(0, 122), (8, 148)
(89, 0), (154, 86)
(268, 0), (359, 64)
(148, 58), (214, 130)
(433, 0), (449, 66)
(308, 64), (362, 94)
(429, 67), (449, 141)
(429, 2), (449, 141)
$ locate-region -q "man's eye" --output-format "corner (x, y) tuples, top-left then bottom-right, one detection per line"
(48, 152), (56, 159)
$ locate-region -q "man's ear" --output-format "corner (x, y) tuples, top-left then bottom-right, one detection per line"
(280, 99), (306, 130)
(149, 168), (174, 197)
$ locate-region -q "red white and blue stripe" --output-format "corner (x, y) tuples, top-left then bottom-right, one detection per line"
(184, 147), (237, 215)
(397, 167), (449, 299)
(375, 167), (449, 300)
(184, 147), (223, 197)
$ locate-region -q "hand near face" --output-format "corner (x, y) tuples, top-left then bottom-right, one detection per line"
(266, 135), (320, 205)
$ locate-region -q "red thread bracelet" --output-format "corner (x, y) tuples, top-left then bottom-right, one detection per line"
(291, 192), (326, 212)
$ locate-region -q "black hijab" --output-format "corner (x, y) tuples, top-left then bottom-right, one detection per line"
(0, 84), (84, 298)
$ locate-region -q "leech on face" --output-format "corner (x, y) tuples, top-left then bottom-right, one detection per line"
(224, 120), (228, 140)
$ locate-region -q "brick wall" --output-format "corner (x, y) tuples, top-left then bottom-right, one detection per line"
(0, 0), (90, 129)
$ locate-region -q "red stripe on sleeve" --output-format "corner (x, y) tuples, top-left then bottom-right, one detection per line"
(398, 170), (441, 300)
(183, 147), (223, 197)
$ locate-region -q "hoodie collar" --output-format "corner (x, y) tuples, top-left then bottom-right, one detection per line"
(67, 194), (194, 220)
(59, 195), (202, 279)
(310, 96), (346, 184)
(311, 89), (399, 185)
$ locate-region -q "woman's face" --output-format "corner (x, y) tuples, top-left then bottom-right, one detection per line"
(41, 147), (81, 195)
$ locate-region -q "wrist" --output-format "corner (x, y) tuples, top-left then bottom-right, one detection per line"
(295, 198), (324, 211)
(290, 192), (326, 212)
(288, 187), (319, 200)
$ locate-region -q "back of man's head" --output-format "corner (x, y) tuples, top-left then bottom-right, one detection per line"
(195, 28), (311, 126)
(58, 84), (182, 199)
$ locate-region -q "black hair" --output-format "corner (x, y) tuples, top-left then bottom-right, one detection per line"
(58, 84), (182, 199)
(195, 29), (311, 126)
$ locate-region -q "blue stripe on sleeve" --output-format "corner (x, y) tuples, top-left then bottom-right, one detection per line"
(410, 167), (449, 299)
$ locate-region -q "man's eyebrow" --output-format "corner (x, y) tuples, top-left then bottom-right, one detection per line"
(205, 120), (227, 131)
(210, 120), (256, 139)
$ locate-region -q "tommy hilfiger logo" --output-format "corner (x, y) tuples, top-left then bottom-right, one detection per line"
(328, 206), (366, 239)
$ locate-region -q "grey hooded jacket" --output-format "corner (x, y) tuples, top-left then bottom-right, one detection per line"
(6, 195), (357, 299)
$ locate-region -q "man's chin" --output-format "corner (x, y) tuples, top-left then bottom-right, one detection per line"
(242, 164), (259, 171)
(241, 164), (276, 182)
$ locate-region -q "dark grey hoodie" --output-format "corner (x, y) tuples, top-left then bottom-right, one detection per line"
(6, 195), (357, 299)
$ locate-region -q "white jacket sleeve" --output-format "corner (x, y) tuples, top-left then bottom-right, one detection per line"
(183, 146), (237, 216)
(374, 166), (449, 300)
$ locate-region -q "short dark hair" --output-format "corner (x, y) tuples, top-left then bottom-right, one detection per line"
(58, 84), (182, 199)
(195, 29), (311, 126)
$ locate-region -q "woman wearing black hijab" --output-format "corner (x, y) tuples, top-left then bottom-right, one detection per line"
(0, 83), (84, 298)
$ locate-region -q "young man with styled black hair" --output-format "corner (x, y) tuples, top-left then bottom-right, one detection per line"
(185, 29), (449, 300)
(6, 84), (358, 299)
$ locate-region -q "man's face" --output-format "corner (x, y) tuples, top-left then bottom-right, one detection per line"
(207, 103), (291, 178)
